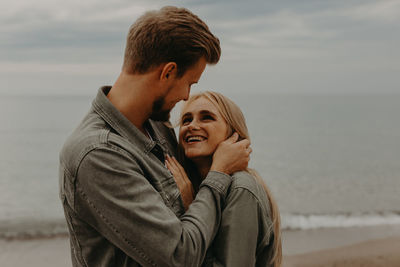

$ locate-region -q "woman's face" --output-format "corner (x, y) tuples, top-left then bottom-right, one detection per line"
(179, 97), (229, 160)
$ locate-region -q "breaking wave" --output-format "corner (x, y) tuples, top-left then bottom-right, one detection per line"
(281, 211), (400, 230)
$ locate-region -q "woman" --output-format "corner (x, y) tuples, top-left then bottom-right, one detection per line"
(166, 91), (282, 267)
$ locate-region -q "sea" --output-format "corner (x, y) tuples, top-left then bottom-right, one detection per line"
(1, 92), (400, 239)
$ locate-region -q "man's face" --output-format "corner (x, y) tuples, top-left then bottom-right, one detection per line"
(149, 95), (170, 122)
(150, 57), (207, 121)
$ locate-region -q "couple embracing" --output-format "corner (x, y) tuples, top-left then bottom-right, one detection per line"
(59, 6), (281, 267)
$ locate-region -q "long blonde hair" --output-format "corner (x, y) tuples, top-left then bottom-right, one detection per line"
(179, 91), (282, 267)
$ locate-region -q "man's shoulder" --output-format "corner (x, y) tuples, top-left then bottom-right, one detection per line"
(60, 111), (113, 172)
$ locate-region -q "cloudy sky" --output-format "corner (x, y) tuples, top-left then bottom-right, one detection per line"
(1, 0), (399, 95)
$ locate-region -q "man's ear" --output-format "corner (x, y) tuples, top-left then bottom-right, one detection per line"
(160, 62), (178, 81)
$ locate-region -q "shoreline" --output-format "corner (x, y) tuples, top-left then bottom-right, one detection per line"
(0, 224), (399, 267)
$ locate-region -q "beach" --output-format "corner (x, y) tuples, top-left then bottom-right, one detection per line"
(283, 224), (400, 267)
(284, 237), (400, 267)
(1, 225), (399, 267)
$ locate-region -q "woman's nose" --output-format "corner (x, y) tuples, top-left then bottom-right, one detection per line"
(188, 120), (200, 130)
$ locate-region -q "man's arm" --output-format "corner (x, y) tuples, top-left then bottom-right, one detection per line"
(75, 144), (231, 267)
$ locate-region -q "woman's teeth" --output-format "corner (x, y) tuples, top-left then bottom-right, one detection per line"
(186, 135), (206, 143)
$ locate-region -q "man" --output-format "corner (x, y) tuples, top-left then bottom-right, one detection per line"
(59, 6), (250, 267)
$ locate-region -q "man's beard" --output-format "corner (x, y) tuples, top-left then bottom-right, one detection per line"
(150, 95), (171, 122)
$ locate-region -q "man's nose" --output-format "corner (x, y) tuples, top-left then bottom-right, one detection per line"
(183, 88), (191, 101)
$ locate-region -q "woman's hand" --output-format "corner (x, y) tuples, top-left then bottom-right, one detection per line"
(165, 155), (194, 210)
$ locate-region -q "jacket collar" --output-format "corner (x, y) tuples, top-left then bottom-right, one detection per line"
(92, 86), (162, 154)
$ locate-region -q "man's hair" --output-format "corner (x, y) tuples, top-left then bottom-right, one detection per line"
(123, 6), (221, 77)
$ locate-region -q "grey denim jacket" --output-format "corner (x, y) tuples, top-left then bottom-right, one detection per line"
(203, 171), (274, 267)
(59, 87), (232, 267)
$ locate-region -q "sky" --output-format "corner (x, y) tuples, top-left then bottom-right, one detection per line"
(1, 0), (399, 95)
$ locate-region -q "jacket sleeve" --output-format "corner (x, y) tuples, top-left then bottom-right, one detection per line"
(74, 144), (231, 267)
(210, 187), (261, 267)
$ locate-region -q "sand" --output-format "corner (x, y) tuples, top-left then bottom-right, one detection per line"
(0, 235), (71, 267)
(284, 237), (400, 267)
(0, 225), (399, 267)
(283, 224), (400, 267)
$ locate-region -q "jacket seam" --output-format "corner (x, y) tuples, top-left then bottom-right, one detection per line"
(230, 185), (262, 204)
(73, 139), (140, 179)
(202, 181), (226, 196)
(77, 186), (157, 267)
(74, 144), (154, 266)
(64, 203), (89, 267)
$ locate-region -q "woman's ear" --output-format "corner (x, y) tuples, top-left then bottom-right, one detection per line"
(160, 62), (178, 81)
(226, 128), (234, 140)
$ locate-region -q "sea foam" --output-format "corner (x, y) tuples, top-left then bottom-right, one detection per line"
(281, 211), (400, 230)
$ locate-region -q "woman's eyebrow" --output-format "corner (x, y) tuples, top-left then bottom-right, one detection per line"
(181, 110), (216, 120)
(181, 112), (192, 119)
(199, 110), (216, 116)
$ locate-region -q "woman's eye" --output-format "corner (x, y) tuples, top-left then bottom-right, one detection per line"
(202, 115), (214, 121)
(181, 117), (192, 125)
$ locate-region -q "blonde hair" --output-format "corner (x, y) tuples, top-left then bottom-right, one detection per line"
(123, 6), (220, 77)
(180, 91), (282, 267)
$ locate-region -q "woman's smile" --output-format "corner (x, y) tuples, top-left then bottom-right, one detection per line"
(184, 134), (207, 144)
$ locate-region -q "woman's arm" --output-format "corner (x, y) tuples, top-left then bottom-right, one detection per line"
(210, 186), (263, 267)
